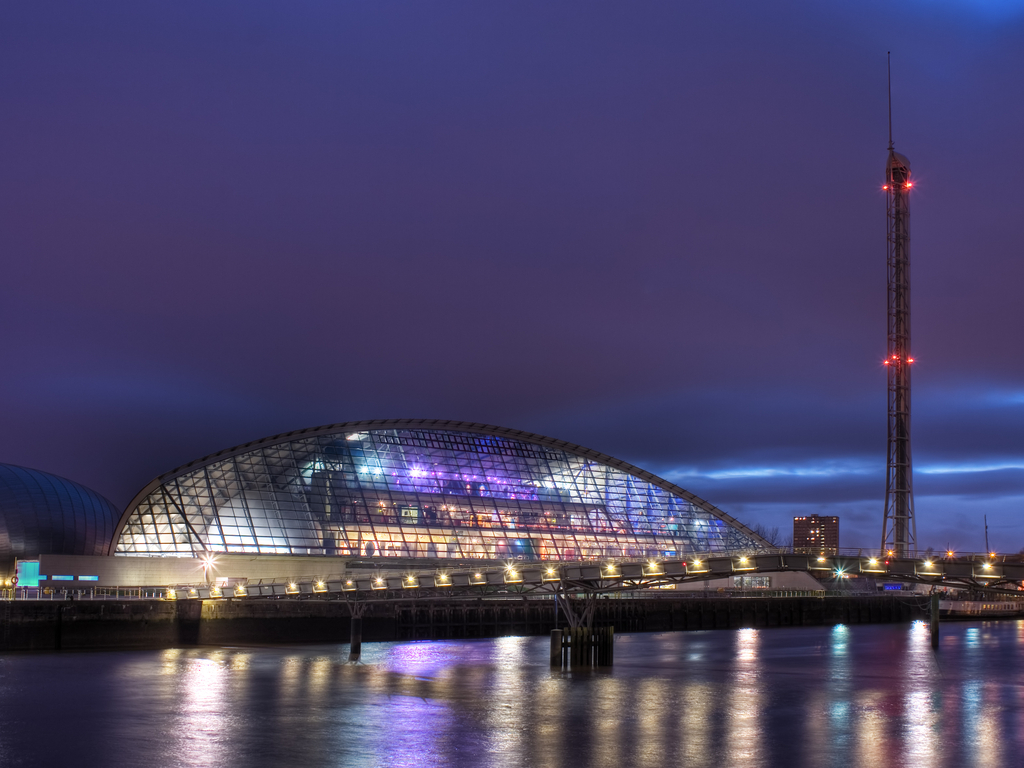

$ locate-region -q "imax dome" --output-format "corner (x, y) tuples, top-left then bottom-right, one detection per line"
(115, 420), (768, 561)
(0, 463), (122, 574)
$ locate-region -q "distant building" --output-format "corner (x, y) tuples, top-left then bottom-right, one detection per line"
(793, 514), (839, 554)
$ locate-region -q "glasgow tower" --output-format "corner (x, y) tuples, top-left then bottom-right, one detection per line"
(881, 54), (916, 557)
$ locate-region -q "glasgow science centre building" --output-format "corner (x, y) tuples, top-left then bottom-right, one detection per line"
(1, 420), (775, 589)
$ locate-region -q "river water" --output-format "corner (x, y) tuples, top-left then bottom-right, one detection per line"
(1, 620), (1022, 768)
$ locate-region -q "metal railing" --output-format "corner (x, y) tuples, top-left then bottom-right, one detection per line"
(6, 549), (1024, 602)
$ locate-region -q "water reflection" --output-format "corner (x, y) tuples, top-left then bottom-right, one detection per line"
(2, 621), (1024, 767)
(902, 621), (940, 766)
(825, 625), (852, 759)
(725, 628), (763, 766)
(854, 689), (889, 766)
(591, 675), (624, 768)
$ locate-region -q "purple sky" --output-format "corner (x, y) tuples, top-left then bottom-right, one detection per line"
(2, 1), (1023, 552)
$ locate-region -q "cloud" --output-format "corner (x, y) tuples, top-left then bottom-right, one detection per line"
(1, 1), (1024, 551)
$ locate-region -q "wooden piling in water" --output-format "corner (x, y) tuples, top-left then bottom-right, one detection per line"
(557, 625), (614, 669)
(930, 593), (939, 650)
(550, 629), (562, 667)
(349, 616), (362, 662)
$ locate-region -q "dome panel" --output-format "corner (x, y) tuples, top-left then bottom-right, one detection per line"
(0, 464), (122, 573)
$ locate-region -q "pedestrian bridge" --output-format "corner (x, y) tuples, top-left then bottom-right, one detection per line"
(165, 552), (1024, 601)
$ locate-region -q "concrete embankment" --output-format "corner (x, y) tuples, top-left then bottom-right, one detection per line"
(0, 595), (928, 652)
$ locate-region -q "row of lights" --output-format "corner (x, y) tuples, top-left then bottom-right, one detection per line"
(835, 554), (1001, 575)
(188, 550), (1009, 597)
(360, 559), (694, 590)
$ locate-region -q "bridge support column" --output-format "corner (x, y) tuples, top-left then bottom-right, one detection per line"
(349, 616), (363, 662)
(550, 629), (562, 667)
(930, 593), (939, 650)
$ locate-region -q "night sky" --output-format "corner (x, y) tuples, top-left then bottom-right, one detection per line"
(2, 1), (1023, 552)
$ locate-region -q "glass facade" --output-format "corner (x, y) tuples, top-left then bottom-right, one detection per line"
(115, 424), (764, 561)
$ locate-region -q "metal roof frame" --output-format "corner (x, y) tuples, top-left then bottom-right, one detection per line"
(113, 419), (770, 550)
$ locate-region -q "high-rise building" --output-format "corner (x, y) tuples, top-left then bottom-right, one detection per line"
(793, 514), (839, 554)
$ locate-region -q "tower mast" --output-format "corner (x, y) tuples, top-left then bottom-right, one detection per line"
(881, 53), (916, 557)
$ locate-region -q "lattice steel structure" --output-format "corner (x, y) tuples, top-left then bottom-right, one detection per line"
(881, 73), (916, 558)
(114, 420), (769, 561)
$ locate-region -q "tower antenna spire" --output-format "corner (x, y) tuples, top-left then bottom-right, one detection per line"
(887, 52), (893, 150)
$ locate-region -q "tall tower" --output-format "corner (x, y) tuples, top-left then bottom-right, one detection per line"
(881, 54), (916, 557)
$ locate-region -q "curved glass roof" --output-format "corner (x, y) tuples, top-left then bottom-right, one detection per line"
(0, 463), (122, 572)
(115, 420), (767, 560)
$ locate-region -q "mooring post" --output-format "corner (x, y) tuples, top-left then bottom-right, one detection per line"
(930, 592), (939, 650)
(349, 616), (363, 662)
(550, 629), (562, 667)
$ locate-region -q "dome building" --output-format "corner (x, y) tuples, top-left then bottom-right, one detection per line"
(0, 463), (121, 577)
(114, 420), (768, 562)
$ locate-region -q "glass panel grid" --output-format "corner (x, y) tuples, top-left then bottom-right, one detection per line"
(115, 428), (762, 559)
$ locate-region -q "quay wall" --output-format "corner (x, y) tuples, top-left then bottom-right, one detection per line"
(0, 595), (928, 652)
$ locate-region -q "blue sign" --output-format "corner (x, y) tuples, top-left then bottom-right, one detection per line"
(15, 560), (40, 588)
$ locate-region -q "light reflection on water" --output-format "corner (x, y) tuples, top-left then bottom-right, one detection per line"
(2, 621), (1024, 767)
